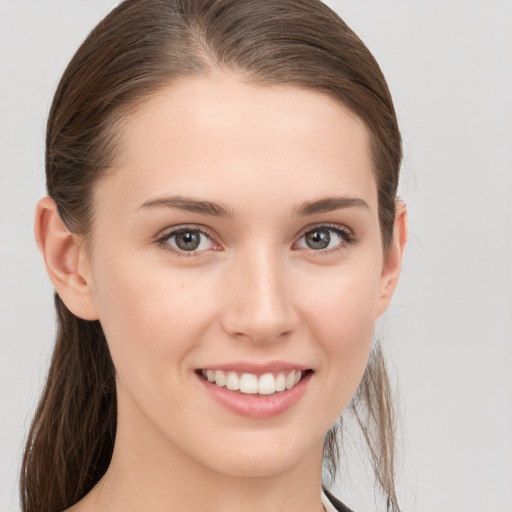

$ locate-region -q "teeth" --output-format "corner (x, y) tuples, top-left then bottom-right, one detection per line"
(226, 371), (239, 391)
(240, 373), (258, 393)
(201, 369), (306, 395)
(275, 373), (286, 392)
(215, 370), (226, 387)
(285, 370), (295, 390)
(258, 373), (275, 395)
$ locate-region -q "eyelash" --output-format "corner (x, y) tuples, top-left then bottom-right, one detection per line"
(295, 223), (356, 256)
(155, 226), (216, 258)
(155, 223), (356, 258)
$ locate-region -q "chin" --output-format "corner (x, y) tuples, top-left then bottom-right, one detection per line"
(193, 432), (322, 479)
(206, 454), (302, 479)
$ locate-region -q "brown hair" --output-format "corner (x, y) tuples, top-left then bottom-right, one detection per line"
(21, 1), (402, 511)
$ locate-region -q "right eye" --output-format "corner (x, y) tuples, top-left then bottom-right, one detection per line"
(157, 227), (216, 256)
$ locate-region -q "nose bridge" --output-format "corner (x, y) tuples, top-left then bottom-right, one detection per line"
(221, 244), (297, 343)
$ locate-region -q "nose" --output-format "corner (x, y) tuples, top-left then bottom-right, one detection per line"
(219, 247), (298, 344)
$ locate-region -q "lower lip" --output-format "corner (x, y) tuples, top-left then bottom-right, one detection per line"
(197, 372), (312, 419)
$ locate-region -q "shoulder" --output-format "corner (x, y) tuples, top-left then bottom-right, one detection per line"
(322, 488), (355, 512)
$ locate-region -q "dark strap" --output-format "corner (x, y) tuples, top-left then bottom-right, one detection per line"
(323, 488), (355, 512)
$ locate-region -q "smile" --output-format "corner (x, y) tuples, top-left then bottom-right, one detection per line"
(196, 364), (313, 418)
(199, 369), (307, 395)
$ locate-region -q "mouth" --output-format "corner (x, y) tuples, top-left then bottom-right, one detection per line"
(196, 368), (313, 396)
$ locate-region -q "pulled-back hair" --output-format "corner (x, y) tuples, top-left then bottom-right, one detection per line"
(21, 1), (402, 511)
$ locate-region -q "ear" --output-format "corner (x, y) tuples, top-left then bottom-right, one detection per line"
(376, 200), (408, 317)
(34, 197), (99, 320)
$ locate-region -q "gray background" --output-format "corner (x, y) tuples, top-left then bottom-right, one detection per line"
(1, 1), (511, 511)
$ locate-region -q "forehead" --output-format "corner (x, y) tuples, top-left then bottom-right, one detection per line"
(96, 74), (377, 217)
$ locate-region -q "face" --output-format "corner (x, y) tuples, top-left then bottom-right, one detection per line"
(83, 74), (394, 479)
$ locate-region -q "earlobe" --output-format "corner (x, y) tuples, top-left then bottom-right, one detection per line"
(34, 197), (99, 320)
(377, 200), (408, 316)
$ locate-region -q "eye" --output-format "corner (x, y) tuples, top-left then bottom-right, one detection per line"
(157, 227), (215, 255)
(295, 225), (353, 252)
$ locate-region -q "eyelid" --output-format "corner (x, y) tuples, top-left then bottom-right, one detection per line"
(293, 223), (356, 254)
(154, 222), (356, 258)
(155, 224), (220, 257)
(295, 222), (354, 239)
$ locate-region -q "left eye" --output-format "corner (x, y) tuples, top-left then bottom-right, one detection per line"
(296, 227), (348, 251)
(162, 228), (214, 253)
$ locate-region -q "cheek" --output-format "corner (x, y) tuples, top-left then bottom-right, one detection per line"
(297, 262), (381, 400)
(89, 250), (219, 386)
(300, 259), (381, 341)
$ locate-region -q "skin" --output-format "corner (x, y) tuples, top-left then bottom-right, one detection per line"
(35, 74), (407, 512)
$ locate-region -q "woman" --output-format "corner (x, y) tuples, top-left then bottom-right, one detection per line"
(22, 1), (407, 511)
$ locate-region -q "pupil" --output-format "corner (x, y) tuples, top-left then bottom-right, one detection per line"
(306, 229), (330, 249)
(176, 231), (200, 251)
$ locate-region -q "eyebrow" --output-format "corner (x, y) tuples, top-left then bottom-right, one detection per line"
(294, 196), (369, 216)
(138, 195), (368, 217)
(138, 196), (234, 218)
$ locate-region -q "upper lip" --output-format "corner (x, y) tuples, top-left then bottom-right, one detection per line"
(197, 361), (312, 375)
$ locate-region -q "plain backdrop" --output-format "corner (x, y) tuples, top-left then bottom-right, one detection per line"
(1, 1), (511, 511)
